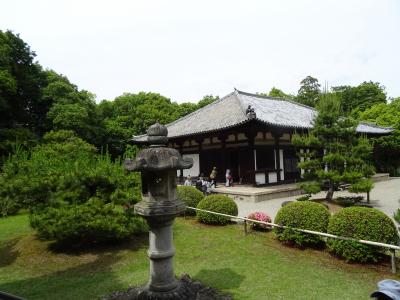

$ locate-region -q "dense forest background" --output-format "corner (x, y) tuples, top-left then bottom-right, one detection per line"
(1, 30), (399, 174)
(1, 29), (399, 243)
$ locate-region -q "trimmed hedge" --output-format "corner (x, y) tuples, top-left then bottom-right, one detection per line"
(327, 207), (399, 262)
(196, 195), (238, 225)
(30, 201), (148, 246)
(274, 201), (330, 247)
(177, 186), (204, 215)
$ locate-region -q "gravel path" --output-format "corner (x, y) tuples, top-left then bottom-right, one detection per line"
(234, 178), (400, 221)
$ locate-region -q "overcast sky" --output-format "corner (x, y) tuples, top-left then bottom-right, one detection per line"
(1, 0), (399, 103)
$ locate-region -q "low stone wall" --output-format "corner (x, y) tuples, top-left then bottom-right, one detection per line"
(213, 186), (304, 203)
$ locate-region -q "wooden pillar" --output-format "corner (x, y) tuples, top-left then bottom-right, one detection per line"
(177, 141), (184, 182)
(195, 138), (203, 177)
(274, 136), (281, 182)
(246, 131), (256, 185)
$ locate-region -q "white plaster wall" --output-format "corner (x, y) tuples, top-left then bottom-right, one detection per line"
(181, 153), (200, 177)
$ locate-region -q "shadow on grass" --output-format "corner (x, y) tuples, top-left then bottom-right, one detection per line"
(0, 252), (125, 300)
(47, 232), (149, 256)
(0, 238), (20, 267)
(194, 268), (245, 291)
(0, 234), (149, 300)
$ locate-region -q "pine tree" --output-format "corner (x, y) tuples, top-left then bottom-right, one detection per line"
(292, 93), (374, 201)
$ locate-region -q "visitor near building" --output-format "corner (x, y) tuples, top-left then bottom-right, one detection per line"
(209, 167), (217, 188)
(184, 175), (192, 186)
(225, 169), (233, 187)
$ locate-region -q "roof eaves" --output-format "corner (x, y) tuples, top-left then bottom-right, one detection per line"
(254, 117), (312, 130)
(358, 121), (394, 131)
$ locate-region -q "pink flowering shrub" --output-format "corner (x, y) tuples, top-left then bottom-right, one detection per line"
(247, 212), (272, 230)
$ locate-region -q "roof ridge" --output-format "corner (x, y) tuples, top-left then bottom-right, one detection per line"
(232, 89), (250, 120)
(161, 91), (236, 129)
(235, 89), (317, 111)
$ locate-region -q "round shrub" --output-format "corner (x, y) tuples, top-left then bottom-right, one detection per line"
(196, 195), (238, 225)
(327, 207), (399, 263)
(30, 201), (148, 246)
(247, 212), (272, 230)
(274, 201), (330, 247)
(177, 186), (204, 215)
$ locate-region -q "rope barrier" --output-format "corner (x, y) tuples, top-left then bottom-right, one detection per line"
(187, 206), (399, 273)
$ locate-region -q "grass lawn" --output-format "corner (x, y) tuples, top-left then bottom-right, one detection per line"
(0, 213), (398, 300)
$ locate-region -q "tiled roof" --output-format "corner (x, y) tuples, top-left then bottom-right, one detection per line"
(356, 122), (393, 134)
(133, 90), (393, 141)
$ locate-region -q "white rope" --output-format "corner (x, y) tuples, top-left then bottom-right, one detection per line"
(187, 206), (400, 251)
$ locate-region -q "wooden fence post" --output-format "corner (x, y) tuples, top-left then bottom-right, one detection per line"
(391, 250), (397, 274)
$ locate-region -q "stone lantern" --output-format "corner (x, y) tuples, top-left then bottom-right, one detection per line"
(124, 123), (193, 298)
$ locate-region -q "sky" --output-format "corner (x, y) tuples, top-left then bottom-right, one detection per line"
(1, 0), (399, 103)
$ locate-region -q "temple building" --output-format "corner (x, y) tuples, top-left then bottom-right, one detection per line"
(133, 90), (392, 185)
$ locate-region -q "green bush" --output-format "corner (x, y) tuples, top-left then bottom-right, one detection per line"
(30, 201), (148, 245)
(196, 195), (238, 225)
(0, 131), (141, 216)
(177, 186), (204, 215)
(327, 207), (399, 262)
(0, 196), (19, 217)
(274, 201), (330, 247)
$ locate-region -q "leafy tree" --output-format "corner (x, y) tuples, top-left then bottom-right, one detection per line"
(296, 76), (321, 107)
(332, 82), (387, 116)
(196, 95), (219, 109)
(292, 93), (374, 201)
(0, 30), (46, 134)
(98, 92), (182, 156)
(178, 102), (198, 116)
(267, 87), (295, 99)
(42, 70), (103, 146)
(358, 98), (400, 175)
(0, 130), (141, 215)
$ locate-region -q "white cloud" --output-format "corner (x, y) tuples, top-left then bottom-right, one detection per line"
(1, 0), (399, 102)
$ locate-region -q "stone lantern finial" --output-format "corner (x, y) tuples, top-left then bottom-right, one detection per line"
(147, 123), (168, 147)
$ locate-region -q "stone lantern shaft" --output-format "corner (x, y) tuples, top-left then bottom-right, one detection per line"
(125, 123), (193, 298)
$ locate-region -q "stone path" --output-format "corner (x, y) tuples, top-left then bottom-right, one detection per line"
(233, 178), (400, 221)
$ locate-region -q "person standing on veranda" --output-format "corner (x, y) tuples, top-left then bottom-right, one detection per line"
(209, 167), (217, 188)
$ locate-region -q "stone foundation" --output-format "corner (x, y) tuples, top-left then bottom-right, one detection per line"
(101, 274), (232, 300)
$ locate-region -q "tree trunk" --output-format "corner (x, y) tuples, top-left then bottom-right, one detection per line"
(326, 186), (334, 202)
(367, 191), (370, 203)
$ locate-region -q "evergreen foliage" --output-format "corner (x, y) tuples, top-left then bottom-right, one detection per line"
(177, 186), (204, 215)
(296, 76), (321, 107)
(292, 93), (375, 201)
(358, 98), (400, 175)
(30, 201), (148, 246)
(327, 207), (399, 262)
(274, 201), (330, 247)
(196, 195), (238, 225)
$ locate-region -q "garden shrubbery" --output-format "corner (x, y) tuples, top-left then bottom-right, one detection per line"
(274, 201), (330, 247)
(177, 186), (204, 215)
(327, 207), (399, 262)
(30, 201), (147, 245)
(0, 131), (145, 246)
(196, 195), (238, 225)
